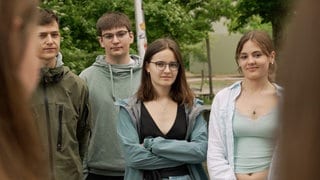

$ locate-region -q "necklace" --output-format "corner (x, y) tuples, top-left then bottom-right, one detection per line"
(241, 81), (273, 119)
(149, 98), (171, 115)
(252, 110), (256, 115)
(159, 102), (169, 114)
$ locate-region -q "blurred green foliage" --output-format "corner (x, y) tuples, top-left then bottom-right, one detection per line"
(40, 0), (293, 74)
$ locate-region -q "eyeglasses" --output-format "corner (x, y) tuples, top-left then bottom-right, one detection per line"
(149, 61), (180, 71)
(101, 30), (129, 41)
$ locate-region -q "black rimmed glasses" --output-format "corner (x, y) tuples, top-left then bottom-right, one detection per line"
(149, 61), (180, 71)
(101, 30), (129, 41)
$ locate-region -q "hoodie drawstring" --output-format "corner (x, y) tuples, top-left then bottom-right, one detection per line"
(108, 64), (116, 102)
(130, 68), (133, 95)
(108, 64), (135, 102)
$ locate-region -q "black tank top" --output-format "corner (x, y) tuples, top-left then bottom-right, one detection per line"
(140, 103), (189, 179)
(140, 103), (187, 142)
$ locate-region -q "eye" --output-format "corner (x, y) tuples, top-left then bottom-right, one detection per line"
(116, 31), (128, 38)
(39, 33), (48, 39)
(169, 62), (179, 69)
(239, 55), (247, 60)
(253, 52), (263, 58)
(103, 34), (113, 39)
(51, 32), (60, 38)
(155, 61), (166, 68)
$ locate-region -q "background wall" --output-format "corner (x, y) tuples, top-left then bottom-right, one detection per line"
(189, 18), (242, 76)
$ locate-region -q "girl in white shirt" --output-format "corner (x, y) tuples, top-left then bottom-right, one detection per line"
(207, 30), (282, 180)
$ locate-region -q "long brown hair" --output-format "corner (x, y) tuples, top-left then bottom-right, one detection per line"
(277, 0), (320, 179)
(0, 0), (49, 179)
(136, 38), (194, 107)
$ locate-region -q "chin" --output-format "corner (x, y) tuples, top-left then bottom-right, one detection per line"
(246, 75), (266, 81)
(160, 82), (174, 87)
(42, 54), (57, 59)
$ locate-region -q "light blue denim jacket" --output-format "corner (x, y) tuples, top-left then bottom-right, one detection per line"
(116, 96), (208, 180)
(207, 81), (283, 180)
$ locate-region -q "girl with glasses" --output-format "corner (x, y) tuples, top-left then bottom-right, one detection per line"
(116, 38), (208, 180)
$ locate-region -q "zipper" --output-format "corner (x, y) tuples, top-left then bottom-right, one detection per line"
(43, 82), (56, 180)
(57, 105), (63, 151)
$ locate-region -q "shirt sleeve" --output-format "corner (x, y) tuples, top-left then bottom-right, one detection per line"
(143, 114), (208, 164)
(207, 96), (236, 180)
(77, 84), (91, 177)
(117, 106), (184, 170)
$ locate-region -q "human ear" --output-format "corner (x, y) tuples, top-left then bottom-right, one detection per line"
(270, 51), (276, 64)
(129, 31), (134, 44)
(98, 36), (105, 48)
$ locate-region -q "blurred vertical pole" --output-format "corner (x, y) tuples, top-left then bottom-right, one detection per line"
(206, 35), (213, 96)
(134, 0), (147, 59)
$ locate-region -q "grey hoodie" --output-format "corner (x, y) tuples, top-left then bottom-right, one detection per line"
(56, 52), (64, 67)
(79, 54), (142, 176)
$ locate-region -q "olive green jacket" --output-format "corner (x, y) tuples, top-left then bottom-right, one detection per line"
(32, 62), (91, 180)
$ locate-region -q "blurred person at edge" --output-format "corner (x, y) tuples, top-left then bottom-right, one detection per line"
(0, 0), (50, 179)
(207, 30), (283, 180)
(271, 0), (320, 179)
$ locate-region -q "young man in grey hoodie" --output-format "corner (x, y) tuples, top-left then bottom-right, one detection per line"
(80, 12), (142, 180)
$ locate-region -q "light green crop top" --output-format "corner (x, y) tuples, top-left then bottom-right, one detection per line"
(233, 108), (278, 173)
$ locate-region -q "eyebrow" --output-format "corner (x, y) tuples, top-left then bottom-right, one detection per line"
(38, 31), (60, 34)
(240, 50), (262, 54)
(152, 59), (177, 62)
(102, 30), (128, 34)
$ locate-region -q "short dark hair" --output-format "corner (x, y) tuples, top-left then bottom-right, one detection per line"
(96, 11), (132, 36)
(38, 8), (59, 26)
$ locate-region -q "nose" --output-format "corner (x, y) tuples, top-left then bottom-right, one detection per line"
(111, 35), (120, 43)
(247, 55), (255, 64)
(46, 34), (53, 44)
(163, 64), (171, 72)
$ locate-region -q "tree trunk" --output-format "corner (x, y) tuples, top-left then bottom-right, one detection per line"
(205, 36), (214, 96)
(272, 18), (284, 52)
(272, 0), (293, 52)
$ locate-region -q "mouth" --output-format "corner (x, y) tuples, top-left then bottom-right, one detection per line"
(111, 47), (122, 50)
(43, 48), (56, 51)
(161, 76), (172, 79)
(246, 67), (258, 71)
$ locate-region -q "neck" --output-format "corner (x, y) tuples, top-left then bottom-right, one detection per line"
(156, 94), (171, 101)
(154, 85), (171, 100)
(242, 78), (273, 94)
(105, 54), (131, 65)
(41, 58), (56, 68)
(153, 94), (174, 107)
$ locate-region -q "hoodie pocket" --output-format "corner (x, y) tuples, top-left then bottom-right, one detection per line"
(57, 104), (63, 151)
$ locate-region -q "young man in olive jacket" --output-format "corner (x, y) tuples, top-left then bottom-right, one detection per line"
(31, 9), (91, 180)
